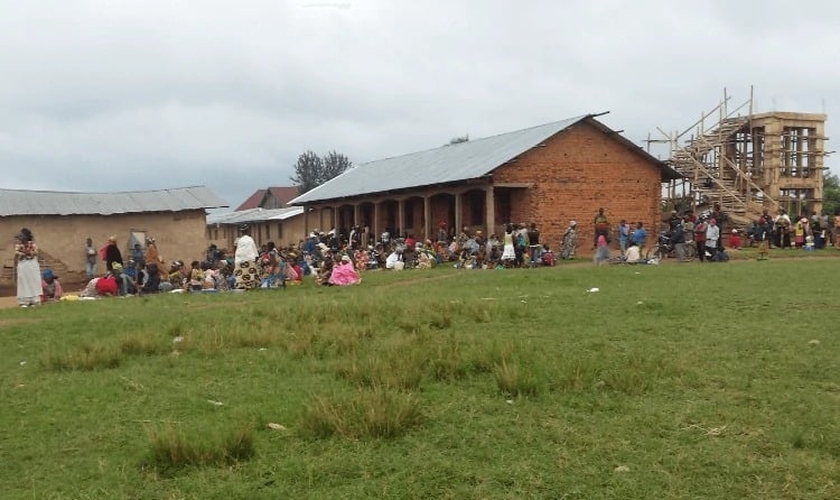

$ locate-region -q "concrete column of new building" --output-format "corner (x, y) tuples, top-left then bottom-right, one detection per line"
(485, 183), (495, 237)
(813, 122), (825, 214)
(764, 120), (782, 201)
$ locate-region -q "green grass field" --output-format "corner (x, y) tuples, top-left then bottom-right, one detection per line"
(2, 257), (839, 499)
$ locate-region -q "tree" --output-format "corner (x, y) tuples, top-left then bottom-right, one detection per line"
(447, 134), (469, 145)
(290, 150), (353, 195)
(290, 150), (324, 195)
(823, 172), (840, 216)
(321, 150), (353, 184)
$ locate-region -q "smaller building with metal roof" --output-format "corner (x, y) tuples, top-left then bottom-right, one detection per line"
(1, 186), (228, 285)
(206, 206), (305, 251)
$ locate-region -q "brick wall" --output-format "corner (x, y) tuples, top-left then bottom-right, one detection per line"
(493, 121), (662, 254)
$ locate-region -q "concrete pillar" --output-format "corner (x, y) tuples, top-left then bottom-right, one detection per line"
(454, 192), (463, 235)
(398, 199), (405, 237)
(372, 202), (380, 244)
(485, 184), (495, 236)
(423, 195), (431, 241)
(333, 207), (339, 232)
(353, 204), (360, 228)
(303, 205), (309, 236)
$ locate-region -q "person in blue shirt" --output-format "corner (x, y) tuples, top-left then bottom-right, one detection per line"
(618, 220), (630, 257)
(132, 243), (145, 268)
(631, 222), (647, 252)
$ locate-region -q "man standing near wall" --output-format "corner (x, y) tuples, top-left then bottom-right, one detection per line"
(527, 223), (542, 267)
(85, 237), (96, 280)
(593, 208), (610, 248)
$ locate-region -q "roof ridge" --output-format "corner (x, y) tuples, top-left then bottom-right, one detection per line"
(356, 114), (591, 166)
(0, 185), (209, 195)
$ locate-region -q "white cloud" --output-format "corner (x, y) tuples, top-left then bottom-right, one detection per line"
(1, 0), (837, 206)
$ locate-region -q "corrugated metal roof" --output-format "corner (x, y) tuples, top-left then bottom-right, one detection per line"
(290, 115), (590, 204)
(0, 186), (228, 217)
(234, 186), (301, 211)
(206, 206), (303, 226)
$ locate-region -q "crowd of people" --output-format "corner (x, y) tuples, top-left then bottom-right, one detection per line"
(10, 206), (840, 305)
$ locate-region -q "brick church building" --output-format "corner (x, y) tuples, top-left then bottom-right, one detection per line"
(290, 114), (680, 252)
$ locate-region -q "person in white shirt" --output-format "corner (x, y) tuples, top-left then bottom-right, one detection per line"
(624, 243), (641, 264)
(705, 218), (720, 260)
(385, 251), (402, 269)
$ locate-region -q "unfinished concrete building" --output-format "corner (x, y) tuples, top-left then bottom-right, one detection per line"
(656, 91), (828, 225)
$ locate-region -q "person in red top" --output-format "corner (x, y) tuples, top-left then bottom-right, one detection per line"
(95, 274), (118, 296)
(693, 217), (708, 262)
(728, 229), (743, 250)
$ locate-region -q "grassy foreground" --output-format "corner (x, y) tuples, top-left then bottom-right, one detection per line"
(1, 258), (839, 499)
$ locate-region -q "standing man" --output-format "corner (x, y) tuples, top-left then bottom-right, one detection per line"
(527, 222), (542, 267)
(774, 209), (791, 248)
(85, 237), (97, 280)
(593, 208), (610, 248)
(705, 218), (720, 261)
(631, 222), (647, 254)
(694, 217), (708, 262)
(618, 219), (630, 257)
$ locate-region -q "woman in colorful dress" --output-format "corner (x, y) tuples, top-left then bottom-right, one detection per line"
(233, 225), (259, 290)
(15, 228), (41, 307)
(560, 221), (578, 259)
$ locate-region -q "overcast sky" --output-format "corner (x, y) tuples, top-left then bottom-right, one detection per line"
(2, 0), (838, 207)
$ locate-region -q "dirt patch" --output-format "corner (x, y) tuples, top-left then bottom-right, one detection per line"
(0, 296), (24, 310)
(0, 315), (42, 326)
(0, 279), (87, 310)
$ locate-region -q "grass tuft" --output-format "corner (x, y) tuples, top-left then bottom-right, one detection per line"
(45, 344), (123, 371)
(335, 353), (423, 391)
(119, 335), (166, 356)
(494, 359), (540, 397)
(146, 424), (255, 472)
(300, 390), (424, 439)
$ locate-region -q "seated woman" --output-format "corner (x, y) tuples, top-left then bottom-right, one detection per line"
(354, 247), (370, 272)
(41, 269), (64, 302)
(285, 257), (303, 285)
(140, 262), (162, 294)
(95, 273), (119, 297)
(316, 256), (334, 285)
(416, 251), (433, 269)
(329, 255), (361, 286)
(541, 245), (556, 267)
(385, 250), (402, 270)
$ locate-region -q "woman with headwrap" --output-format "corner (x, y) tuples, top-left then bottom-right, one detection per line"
(560, 221), (578, 260)
(233, 225), (259, 290)
(14, 228), (41, 307)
